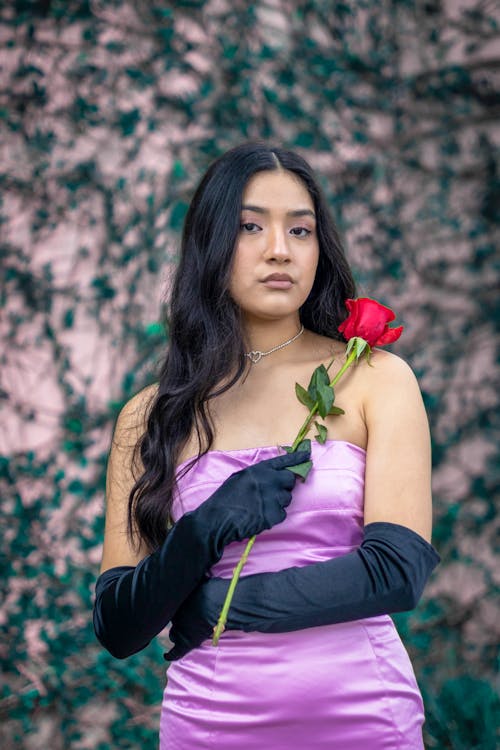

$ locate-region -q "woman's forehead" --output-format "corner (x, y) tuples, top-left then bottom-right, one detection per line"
(241, 170), (313, 211)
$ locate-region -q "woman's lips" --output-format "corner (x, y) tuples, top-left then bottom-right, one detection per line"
(261, 274), (294, 289)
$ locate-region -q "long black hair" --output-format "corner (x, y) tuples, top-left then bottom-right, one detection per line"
(128, 142), (356, 550)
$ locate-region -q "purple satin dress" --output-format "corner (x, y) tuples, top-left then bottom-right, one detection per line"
(160, 441), (425, 749)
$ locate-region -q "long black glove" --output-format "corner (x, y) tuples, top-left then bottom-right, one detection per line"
(164, 521), (440, 660)
(93, 449), (310, 659)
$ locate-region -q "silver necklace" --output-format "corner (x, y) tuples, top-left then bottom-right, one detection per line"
(245, 325), (305, 364)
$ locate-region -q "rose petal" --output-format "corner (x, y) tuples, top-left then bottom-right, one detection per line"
(375, 325), (404, 345)
(357, 298), (395, 324)
(338, 298), (401, 348)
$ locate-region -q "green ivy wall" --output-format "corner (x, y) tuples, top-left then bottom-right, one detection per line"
(1, 1), (499, 748)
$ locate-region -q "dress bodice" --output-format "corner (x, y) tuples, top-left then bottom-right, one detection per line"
(172, 440), (366, 578)
(163, 441), (425, 750)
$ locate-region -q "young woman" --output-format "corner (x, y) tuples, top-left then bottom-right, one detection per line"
(93, 142), (439, 749)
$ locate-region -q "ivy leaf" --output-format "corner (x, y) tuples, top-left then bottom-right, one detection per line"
(287, 460), (313, 481)
(295, 382), (315, 409)
(316, 383), (335, 418)
(314, 422), (328, 444)
(328, 405), (345, 416)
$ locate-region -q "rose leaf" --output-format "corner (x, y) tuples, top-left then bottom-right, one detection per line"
(316, 383), (334, 418)
(286, 460), (313, 481)
(328, 405), (345, 416)
(295, 382), (315, 409)
(295, 438), (311, 453)
(308, 364), (330, 401)
(314, 422), (328, 444)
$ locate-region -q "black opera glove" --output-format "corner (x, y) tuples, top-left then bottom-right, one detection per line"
(93, 449), (310, 659)
(164, 521), (440, 662)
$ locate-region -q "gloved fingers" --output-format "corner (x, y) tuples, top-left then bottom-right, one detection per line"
(276, 488), (294, 509)
(277, 505), (288, 522)
(163, 620), (211, 662)
(163, 577), (221, 663)
(262, 504), (287, 527)
(164, 638), (190, 662)
(263, 449), (311, 471)
(279, 470), (297, 492)
(163, 622), (187, 661)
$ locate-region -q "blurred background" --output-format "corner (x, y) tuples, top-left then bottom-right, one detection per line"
(1, 1), (499, 748)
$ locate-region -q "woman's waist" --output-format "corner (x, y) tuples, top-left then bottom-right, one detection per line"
(166, 615), (402, 677)
(213, 614), (398, 644)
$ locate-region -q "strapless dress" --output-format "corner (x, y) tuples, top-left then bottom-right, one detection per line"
(160, 440), (425, 749)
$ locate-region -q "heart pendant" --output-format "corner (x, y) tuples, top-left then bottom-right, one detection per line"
(247, 351), (263, 364)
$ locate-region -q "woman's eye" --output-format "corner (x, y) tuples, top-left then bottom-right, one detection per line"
(290, 227), (312, 237)
(240, 222), (260, 232)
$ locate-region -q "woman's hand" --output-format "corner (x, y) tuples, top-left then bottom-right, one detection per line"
(95, 445), (310, 660)
(199, 449), (311, 557)
(164, 576), (230, 661)
(164, 522), (440, 662)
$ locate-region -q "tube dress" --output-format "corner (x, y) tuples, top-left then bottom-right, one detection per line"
(160, 440), (425, 750)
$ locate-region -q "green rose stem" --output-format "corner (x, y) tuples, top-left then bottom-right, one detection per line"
(212, 340), (365, 646)
(290, 347), (359, 450)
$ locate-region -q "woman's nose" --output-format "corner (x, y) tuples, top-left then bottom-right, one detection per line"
(264, 226), (290, 262)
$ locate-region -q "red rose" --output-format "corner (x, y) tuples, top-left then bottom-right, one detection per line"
(338, 298), (403, 347)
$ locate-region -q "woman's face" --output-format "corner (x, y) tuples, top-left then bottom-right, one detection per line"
(229, 169), (319, 324)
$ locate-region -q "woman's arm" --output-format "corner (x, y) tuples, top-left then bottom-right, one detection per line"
(99, 386), (157, 574)
(362, 351), (433, 541)
(93, 389), (310, 658)
(164, 352), (439, 660)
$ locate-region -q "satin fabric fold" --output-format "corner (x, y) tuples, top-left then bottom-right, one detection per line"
(161, 441), (425, 749)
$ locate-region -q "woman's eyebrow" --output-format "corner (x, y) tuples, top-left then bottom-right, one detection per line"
(241, 204), (316, 218)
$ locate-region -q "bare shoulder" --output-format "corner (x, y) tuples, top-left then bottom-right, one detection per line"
(107, 383), (159, 488)
(113, 383), (159, 448)
(304, 332), (421, 398)
(356, 349), (421, 395)
(101, 384), (159, 569)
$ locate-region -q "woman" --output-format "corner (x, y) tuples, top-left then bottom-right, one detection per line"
(93, 142), (439, 749)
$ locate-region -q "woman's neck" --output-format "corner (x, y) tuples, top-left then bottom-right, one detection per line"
(242, 316), (303, 356)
